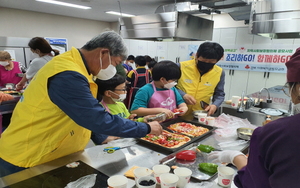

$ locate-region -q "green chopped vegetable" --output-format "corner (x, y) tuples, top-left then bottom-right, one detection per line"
(197, 144), (215, 153)
(199, 163), (218, 174)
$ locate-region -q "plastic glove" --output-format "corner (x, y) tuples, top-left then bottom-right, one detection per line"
(207, 150), (245, 165)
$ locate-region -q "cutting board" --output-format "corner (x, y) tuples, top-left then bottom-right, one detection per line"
(4, 161), (109, 188)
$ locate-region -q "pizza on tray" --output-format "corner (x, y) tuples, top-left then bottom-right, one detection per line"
(167, 122), (209, 137)
(141, 130), (191, 148)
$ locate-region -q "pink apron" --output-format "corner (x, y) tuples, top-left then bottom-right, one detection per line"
(148, 82), (176, 111)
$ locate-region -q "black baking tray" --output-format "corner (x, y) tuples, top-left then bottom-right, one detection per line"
(137, 119), (216, 153)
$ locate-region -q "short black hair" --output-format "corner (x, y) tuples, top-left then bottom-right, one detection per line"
(95, 74), (126, 99)
(197, 42), (224, 61)
(135, 56), (147, 66)
(152, 61), (181, 81)
(144, 55), (152, 63)
(148, 60), (157, 69)
(127, 55), (135, 61)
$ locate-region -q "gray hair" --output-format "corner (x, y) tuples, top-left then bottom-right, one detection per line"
(82, 31), (128, 60)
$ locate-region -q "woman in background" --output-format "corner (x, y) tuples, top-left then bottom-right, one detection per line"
(0, 51), (26, 88)
(15, 37), (59, 90)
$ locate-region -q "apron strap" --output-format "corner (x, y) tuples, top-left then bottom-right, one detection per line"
(100, 100), (111, 113)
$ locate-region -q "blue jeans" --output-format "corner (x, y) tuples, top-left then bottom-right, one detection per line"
(0, 158), (27, 178)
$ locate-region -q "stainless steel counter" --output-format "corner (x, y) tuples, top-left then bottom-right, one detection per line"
(0, 125), (248, 188)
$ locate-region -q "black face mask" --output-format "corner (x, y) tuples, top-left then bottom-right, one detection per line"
(197, 60), (215, 74)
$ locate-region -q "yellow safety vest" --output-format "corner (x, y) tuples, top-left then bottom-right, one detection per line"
(177, 59), (222, 118)
(0, 47), (97, 168)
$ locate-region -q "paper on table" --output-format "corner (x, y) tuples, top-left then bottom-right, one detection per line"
(65, 174), (97, 188)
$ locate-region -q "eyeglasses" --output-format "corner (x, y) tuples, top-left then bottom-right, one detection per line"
(114, 89), (127, 92)
(281, 83), (293, 97)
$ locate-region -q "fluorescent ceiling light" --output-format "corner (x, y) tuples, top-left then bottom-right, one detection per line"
(106, 11), (135, 17)
(36, 0), (91, 10)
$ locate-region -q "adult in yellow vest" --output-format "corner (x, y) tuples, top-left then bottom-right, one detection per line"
(177, 42), (225, 118)
(0, 31), (162, 177)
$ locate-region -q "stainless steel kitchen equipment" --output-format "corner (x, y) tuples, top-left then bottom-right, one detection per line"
(237, 127), (254, 141)
(119, 11), (214, 41)
(250, 0), (300, 39)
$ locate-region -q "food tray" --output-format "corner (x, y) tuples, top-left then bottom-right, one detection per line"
(137, 119), (216, 153)
(160, 144), (218, 181)
(0, 89), (21, 95)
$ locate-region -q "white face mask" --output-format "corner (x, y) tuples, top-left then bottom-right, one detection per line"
(96, 53), (116, 80)
(289, 83), (300, 115)
(128, 62), (134, 67)
(0, 61), (9, 66)
(293, 103), (300, 115)
(110, 91), (127, 102)
(164, 81), (177, 89)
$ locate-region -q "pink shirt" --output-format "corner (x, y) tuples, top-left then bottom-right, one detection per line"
(0, 61), (22, 88)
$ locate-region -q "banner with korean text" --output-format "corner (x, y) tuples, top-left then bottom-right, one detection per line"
(188, 44), (297, 73)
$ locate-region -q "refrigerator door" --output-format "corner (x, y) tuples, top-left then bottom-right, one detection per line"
(0, 47), (27, 67)
(24, 47), (35, 68)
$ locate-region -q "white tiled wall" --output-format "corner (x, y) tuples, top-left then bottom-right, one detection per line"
(219, 28), (237, 45)
(212, 29), (221, 43)
(235, 27), (254, 44)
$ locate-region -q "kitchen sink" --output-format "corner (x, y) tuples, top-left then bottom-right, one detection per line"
(219, 104), (288, 126)
(254, 102), (289, 111)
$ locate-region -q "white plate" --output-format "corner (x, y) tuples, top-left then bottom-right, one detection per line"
(260, 108), (283, 116)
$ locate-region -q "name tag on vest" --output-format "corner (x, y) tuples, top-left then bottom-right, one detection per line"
(184, 79), (193, 83)
(204, 82), (212, 86)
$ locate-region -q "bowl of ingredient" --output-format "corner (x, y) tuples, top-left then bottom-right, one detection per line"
(237, 128), (254, 141)
(192, 110), (207, 119)
(137, 176), (157, 188)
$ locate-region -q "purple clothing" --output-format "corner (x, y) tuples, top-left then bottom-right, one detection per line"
(123, 64), (133, 72)
(234, 114), (300, 188)
(0, 61), (22, 87)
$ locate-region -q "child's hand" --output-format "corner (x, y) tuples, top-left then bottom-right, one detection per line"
(160, 108), (174, 119)
(144, 114), (165, 123)
(128, 114), (137, 120)
(177, 106), (188, 116)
